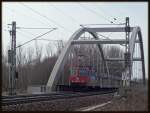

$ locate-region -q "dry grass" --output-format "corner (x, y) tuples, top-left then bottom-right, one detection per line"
(94, 85), (148, 111)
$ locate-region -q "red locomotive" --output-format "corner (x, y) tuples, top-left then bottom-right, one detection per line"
(69, 66), (97, 87)
(57, 52), (120, 92)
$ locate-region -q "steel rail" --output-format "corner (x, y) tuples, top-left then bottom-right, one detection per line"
(2, 90), (117, 106)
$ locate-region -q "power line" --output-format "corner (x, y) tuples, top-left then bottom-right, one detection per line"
(17, 26), (57, 38)
(80, 23), (125, 27)
(78, 4), (124, 38)
(36, 38), (62, 42)
(16, 28), (57, 48)
(78, 3), (113, 24)
(91, 5), (121, 24)
(52, 4), (121, 31)
(99, 6), (127, 24)
(16, 27), (57, 29)
(96, 7), (116, 20)
(51, 4), (80, 25)
(17, 28), (55, 43)
(17, 30), (60, 45)
(16, 30), (63, 52)
(20, 3), (72, 33)
(94, 7), (125, 37)
(5, 6), (51, 27)
(16, 30), (33, 39)
(17, 29), (35, 37)
(90, 6), (125, 38)
(17, 29), (42, 40)
(16, 27), (63, 47)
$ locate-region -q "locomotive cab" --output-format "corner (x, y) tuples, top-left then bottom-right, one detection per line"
(69, 66), (97, 87)
(69, 67), (90, 85)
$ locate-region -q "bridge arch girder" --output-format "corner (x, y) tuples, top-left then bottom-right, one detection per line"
(47, 27), (108, 91)
(129, 26), (145, 84)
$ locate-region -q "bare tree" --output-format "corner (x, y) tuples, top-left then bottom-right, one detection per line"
(16, 46), (24, 66)
(16, 46), (23, 91)
(26, 47), (34, 64)
(35, 41), (43, 63)
(2, 50), (9, 92)
(46, 43), (53, 57)
(54, 40), (64, 56)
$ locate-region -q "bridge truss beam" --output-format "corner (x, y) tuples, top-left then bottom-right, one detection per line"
(86, 27), (134, 32)
(71, 39), (140, 45)
(105, 58), (143, 61)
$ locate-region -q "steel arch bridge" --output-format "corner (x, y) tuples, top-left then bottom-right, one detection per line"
(47, 26), (146, 91)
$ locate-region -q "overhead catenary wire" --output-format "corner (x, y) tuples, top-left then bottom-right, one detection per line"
(5, 6), (51, 27)
(95, 6), (117, 21)
(78, 3), (113, 24)
(5, 28), (28, 47)
(36, 38), (61, 41)
(35, 38), (63, 43)
(17, 26), (58, 40)
(16, 28), (57, 48)
(91, 4), (123, 24)
(17, 28), (36, 36)
(78, 3), (125, 38)
(80, 23), (125, 27)
(92, 3), (125, 24)
(20, 3), (72, 33)
(79, 21), (125, 41)
(77, 3), (125, 42)
(16, 27), (57, 29)
(17, 30), (57, 44)
(16, 30), (33, 39)
(78, 3), (124, 25)
(51, 4), (81, 25)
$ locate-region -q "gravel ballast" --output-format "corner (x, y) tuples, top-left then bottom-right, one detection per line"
(2, 93), (113, 111)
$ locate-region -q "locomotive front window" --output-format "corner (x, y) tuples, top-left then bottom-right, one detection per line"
(79, 69), (88, 76)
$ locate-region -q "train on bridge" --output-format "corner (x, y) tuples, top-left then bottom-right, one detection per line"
(56, 49), (142, 92)
(57, 54), (121, 92)
(68, 65), (121, 87)
(57, 65), (121, 92)
(69, 66), (97, 86)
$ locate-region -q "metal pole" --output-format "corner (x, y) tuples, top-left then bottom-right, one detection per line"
(13, 21), (17, 95)
(9, 21), (17, 95)
(126, 17), (131, 86)
(123, 17), (131, 97)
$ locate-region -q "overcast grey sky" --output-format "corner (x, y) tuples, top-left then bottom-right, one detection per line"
(2, 2), (148, 78)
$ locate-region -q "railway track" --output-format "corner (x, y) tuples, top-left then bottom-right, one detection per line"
(2, 89), (117, 106)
